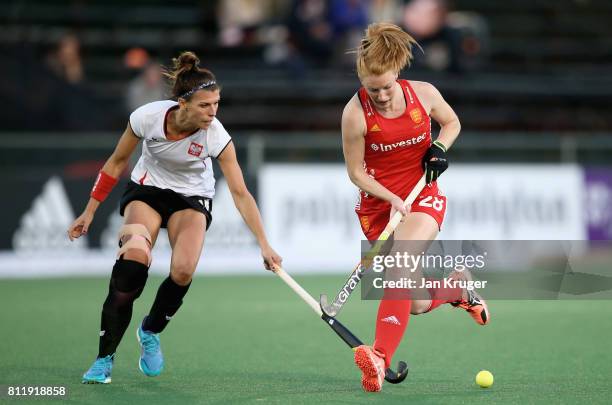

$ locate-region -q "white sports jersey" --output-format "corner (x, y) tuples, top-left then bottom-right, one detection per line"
(128, 100), (231, 198)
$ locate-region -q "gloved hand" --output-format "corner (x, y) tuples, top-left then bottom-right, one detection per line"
(421, 140), (448, 184)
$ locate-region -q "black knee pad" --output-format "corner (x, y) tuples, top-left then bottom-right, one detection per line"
(111, 259), (149, 293)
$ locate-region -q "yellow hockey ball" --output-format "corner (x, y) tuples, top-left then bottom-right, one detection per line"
(475, 370), (494, 388)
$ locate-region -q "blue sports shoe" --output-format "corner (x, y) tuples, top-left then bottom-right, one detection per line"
(137, 325), (164, 376)
(82, 354), (114, 384)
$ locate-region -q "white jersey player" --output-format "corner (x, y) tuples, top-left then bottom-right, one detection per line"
(68, 51), (281, 384)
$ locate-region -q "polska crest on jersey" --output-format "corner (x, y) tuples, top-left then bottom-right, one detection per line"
(409, 108), (423, 124)
(188, 142), (203, 157)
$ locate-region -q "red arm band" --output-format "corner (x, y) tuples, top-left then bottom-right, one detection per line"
(90, 171), (118, 202)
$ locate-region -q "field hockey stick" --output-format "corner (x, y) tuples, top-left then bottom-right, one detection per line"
(274, 266), (409, 384)
(319, 174), (427, 317)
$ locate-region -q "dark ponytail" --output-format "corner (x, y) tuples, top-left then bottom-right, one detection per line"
(164, 51), (219, 100)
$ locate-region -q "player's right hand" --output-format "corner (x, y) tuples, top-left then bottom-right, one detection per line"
(67, 212), (94, 241)
(389, 195), (409, 220)
(261, 245), (282, 272)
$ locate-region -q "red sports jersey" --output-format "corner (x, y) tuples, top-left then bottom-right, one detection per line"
(355, 80), (446, 239)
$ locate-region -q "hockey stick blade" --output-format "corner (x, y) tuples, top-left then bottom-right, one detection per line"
(319, 294), (339, 317)
(385, 361), (409, 384)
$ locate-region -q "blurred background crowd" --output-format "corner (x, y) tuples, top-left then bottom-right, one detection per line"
(0, 0), (611, 274)
(1, 0), (610, 135)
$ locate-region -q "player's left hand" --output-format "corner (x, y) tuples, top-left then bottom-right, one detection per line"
(422, 141), (448, 184)
(261, 245), (282, 272)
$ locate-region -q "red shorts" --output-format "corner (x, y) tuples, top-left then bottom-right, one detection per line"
(357, 185), (447, 241)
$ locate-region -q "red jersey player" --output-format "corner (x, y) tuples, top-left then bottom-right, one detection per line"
(341, 23), (490, 392)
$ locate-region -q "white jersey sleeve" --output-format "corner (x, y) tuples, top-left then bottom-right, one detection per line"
(129, 100), (177, 139)
(128, 105), (148, 138)
(206, 119), (232, 158)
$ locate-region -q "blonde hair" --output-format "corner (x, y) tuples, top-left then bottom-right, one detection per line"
(355, 23), (419, 79)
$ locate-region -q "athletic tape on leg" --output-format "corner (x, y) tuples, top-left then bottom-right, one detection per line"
(117, 224), (152, 266)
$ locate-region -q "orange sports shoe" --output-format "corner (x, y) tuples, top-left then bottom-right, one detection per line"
(449, 270), (490, 325)
(354, 345), (386, 392)
(452, 289), (490, 325)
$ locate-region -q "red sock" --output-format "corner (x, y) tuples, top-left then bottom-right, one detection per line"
(373, 289), (411, 368)
(425, 277), (463, 312)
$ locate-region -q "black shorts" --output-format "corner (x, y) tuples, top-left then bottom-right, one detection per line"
(119, 181), (213, 229)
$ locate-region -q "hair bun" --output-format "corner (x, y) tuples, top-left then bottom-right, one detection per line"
(175, 51), (200, 73)
(165, 50), (218, 99)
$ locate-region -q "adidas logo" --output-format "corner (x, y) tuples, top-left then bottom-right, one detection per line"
(100, 330), (106, 337)
(13, 176), (87, 251)
(369, 123), (381, 132)
(381, 315), (401, 325)
(165, 315), (173, 321)
(468, 291), (482, 306)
